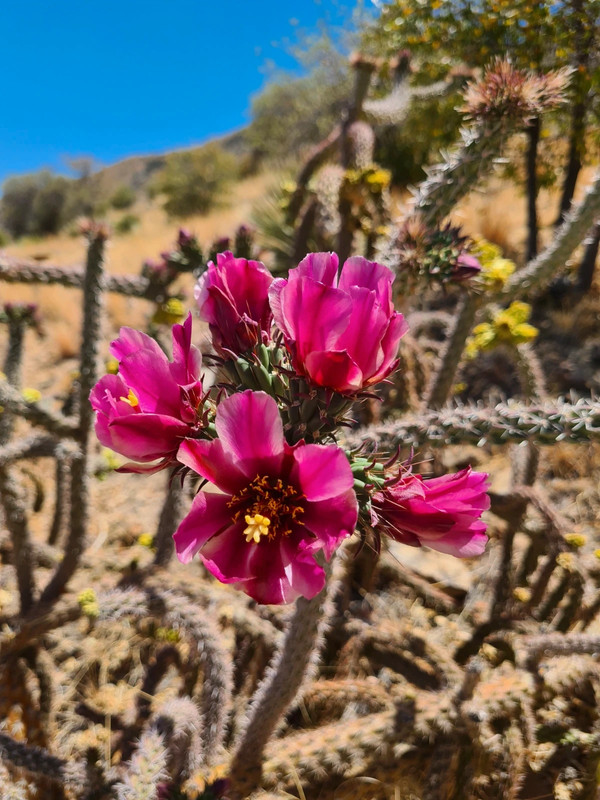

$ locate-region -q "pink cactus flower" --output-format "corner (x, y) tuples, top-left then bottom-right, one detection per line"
(90, 314), (204, 472)
(174, 390), (358, 604)
(195, 251), (274, 357)
(373, 467), (489, 557)
(269, 252), (408, 394)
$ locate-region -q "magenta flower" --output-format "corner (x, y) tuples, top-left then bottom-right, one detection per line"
(269, 252), (408, 394)
(373, 467), (489, 557)
(195, 251), (274, 356)
(174, 390), (358, 604)
(90, 314), (204, 472)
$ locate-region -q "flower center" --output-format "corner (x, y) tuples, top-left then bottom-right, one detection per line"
(121, 388), (139, 408)
(229, 475), (305, 542)
(243, 513), (271, 543)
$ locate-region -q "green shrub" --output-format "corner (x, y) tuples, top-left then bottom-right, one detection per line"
(246, 43), (351, 162)
(0, 229), (10, 247)
(114, 213), (140, 235)
(153, 144), (239, 218)
(110, 184), (136, 210)
(0, 171), (71, 238)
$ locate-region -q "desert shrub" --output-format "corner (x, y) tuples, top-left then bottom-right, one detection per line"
(110, 184), (136, 210)
(114, 213), (140, 235)
(374, 92), (463, 186)
(246, 42), (352, 162)
(0, 171), (71, 238)
(152, 144), (239, 218)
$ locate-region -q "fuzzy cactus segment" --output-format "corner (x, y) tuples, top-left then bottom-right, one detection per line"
(174, 390), (358, 604)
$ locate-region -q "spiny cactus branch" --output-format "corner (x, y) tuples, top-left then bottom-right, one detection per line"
(114, 728), (169, 800)
(287, 126), (342, 224)
(509, 344), (548, 401)
(424, 294), (480, 409)
(0, 470), (36, 613)
(39, 231), (106, 605)
(344, 397), (600, 450)
(518, 633), (600, 668)
(413, 121), (509, 228)
(229, 558), (338, 796)
(48, 445), (73, 546)
(0, 315), (36, 613)
(505, 170), (600, 298)
(0, 434), (77, 468)
(365, 77), (450, 125)
(153, 476), (186, 567)
(0, 732), (84, 785)
(0, 255), (155, 299)
(0, 600), (82, 659)
(148, 589), (233, 766)
(0, 380), (77, 437)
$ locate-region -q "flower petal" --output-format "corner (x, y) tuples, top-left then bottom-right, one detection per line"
(303, 350), (363, 393)
(338, 256), (395, 312)
(118, 348), (181, 415)
(294, 252), (339, 286)
(177, 438), (251, 494)
(274, 277), (353, 359)
(291, 443), (355, 502)
(215, 391), (284, 469)
(335, 286), (390, 381)
(199, 525), (258, 583)
(170, 313), (202, 386)
(174, 492), (234, 564)
(107, 413), (189, 461)
(425, 525), (488, 557)
(367, 312), (409, 385)
(110, 326), (166, 363)
(302, 490), (357, 558)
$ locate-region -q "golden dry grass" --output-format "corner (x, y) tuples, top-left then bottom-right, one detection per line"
(0, 172), (276, 352)
(450, 166), (598, 261)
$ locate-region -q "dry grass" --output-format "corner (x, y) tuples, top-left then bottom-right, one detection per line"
(0, 172), (276, 353)
(3, 172), (273, 276)
(449, 165), (598, 262)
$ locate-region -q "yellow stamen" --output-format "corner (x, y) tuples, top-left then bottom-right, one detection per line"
(121, 388), (139, 407)
(243, 513), (271, 543)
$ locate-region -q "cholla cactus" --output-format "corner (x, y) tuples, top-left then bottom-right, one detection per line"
(364, 49), (456, 126)
(462, 58), (571, 123)
(3, 39), (600, 800)
(388, 215), (481, 292)
(408, 60), (571, 228)
(115, 729), (169, 800)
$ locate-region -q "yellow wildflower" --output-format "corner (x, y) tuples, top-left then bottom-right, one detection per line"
(137, 532), (155, 549)
(466, 302), (538, 356)
(22, 388), (41, 404)
(152, 297), (186, 326)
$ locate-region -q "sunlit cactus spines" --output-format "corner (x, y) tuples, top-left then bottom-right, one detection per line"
(386, 215), (481, 290)
(462, 58), (571, 122)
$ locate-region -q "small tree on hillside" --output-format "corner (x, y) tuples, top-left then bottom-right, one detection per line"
(152, 144), (239, 218)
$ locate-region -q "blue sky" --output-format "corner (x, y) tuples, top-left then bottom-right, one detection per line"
(0, 1), (366, 185)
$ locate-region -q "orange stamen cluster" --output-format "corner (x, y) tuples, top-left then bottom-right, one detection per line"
(229, 475), (305, 542)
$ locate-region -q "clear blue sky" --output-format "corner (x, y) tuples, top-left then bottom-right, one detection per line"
(0, 1), (366, 185)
